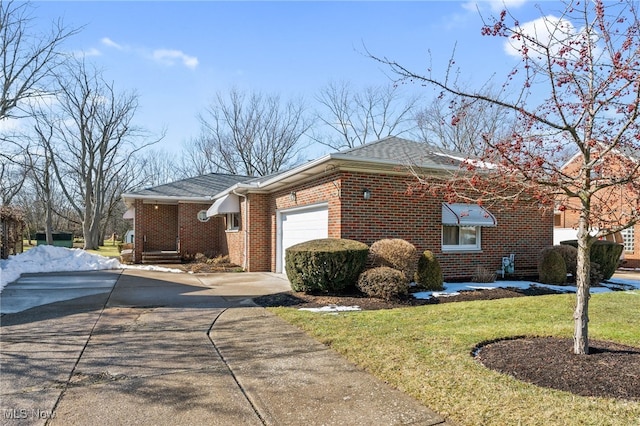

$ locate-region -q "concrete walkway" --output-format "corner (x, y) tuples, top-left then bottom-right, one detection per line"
(1, 269), (452, 425)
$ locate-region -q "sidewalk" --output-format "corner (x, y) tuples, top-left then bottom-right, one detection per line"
(1, 269), (453, 425)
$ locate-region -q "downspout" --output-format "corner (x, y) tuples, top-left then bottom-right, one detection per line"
(233, 190), (248, 271)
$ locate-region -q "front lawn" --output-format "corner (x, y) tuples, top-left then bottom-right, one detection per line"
(270, 292), (640, 425)
(22, 240), (121, 258)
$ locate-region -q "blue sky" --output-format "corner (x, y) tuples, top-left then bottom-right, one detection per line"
(29, 1), (550, 156)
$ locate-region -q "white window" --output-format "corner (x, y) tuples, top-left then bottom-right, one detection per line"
(442, 225), (481, 251)
(621, 227), (635, 253)
(197, 210), (210, 222)
(226, 212), (240, 231)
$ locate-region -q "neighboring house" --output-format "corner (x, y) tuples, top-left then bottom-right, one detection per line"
(122, 137), (554, 279)
(554, 146), (640, 268)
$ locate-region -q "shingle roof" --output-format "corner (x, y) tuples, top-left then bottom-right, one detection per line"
(124, 138), (475, 201)
(126, 173), (252, 199)
(336, 136), (473, 169)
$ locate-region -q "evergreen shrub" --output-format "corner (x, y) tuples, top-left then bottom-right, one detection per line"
(560, 240), (623, 280)
(414, 250), (444, 291)
(357, 267), (409, 301)
(538, 247), (567, 285)
(285, 238), (369, 293)
(369, 238), (417, 282)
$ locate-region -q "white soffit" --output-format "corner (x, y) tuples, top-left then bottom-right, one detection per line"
(207, 194), (240, 217)
(442, 203), (497, 227)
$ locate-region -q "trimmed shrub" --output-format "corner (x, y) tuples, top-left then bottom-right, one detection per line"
(560, 239), (623, 280)
(285, 238), (369, 293)
(357, 267), (409, 301)
(414, 250), (444, 291)
(369, 239), (417, 282)
(553, 244), (578, 280)
(538, 248), (567, 285)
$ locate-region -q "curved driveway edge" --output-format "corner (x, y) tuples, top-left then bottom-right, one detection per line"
(209, 307), (450, 425)
(1, 269), (452, 425)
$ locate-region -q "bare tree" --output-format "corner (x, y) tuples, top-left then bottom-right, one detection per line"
(40, 59), (160, 249)
(192, 88), (313, 177)
(27, 114), (56, 244)
(415, 90), (513, 157)
(371, 0), (640, 354)
(0, 145), (27, 204)
(0, 0), (78, 120)
(313, 80), (420, 151)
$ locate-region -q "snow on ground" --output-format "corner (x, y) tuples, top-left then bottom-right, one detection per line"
(412, 276), (640, 299)
(298, 273), (640, 312)
(2, 246), (639, 303)
(0, 245), (182, 293)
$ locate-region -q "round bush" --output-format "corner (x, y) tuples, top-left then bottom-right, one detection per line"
(538, 248), (567, 285)
(560, 239), (623, 280)
(285, 238), (369, 293)
(357, 267), (409, 301)
(369, 238), (417, 281)
(414, 250), (443, 291)
(553, 244), (577, 279)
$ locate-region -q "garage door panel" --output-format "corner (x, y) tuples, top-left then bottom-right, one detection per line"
(279, 205), (328, 273)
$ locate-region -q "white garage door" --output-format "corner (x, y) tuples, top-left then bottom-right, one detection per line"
(278, 204), (328, 273)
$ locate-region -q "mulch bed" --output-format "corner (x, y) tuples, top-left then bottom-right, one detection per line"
(254, 286), (640, 401)
(475, 337), (640, 401)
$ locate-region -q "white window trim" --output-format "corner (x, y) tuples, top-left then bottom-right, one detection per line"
(197, 210), (210, 223)
(226, 212), (240, 232)
(621, 227), (635, 253)
(442, 225), (482, 252)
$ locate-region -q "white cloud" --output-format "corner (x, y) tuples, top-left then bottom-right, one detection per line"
(81, 47), (102, 57)
(152, 49), (199, 69)
(101, 37), (125, 50)
(503, 15), (581, 59)
(463, 0), (527, 13)
(98, 37), (198, 70)
(0, 117), (21, 133)
(488, 0), (527, 12)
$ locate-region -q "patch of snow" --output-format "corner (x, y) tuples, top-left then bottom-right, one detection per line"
(122, 264), (183, 274)
(0, 246), (184, 293)
(413, 277), (640, 300)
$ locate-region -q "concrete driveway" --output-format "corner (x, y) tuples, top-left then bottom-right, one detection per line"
(0, 269), (450, 426)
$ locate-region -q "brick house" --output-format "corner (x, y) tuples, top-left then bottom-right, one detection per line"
(123, 137), (554, 279)
(554, 147), (640, 268)
(122, 173), (252, 264)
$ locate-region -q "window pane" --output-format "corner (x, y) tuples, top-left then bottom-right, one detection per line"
(443, 226), (459, 245)
(621, 227), (635, 253)
(459, 226), (477, 245)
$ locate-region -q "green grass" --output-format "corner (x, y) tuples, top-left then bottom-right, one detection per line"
(22, 240), (121, 258)
(271, 292), (640, 426)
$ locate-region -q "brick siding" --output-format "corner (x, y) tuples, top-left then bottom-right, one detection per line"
(177, 203), (223, 258)
(245, 170), (554, 280)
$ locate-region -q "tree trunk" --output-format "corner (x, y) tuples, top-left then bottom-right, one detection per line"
(574, 216), (591, 355)
(45, 198), (53, 245)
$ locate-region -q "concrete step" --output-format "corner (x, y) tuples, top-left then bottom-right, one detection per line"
(142, 251), (181, 264)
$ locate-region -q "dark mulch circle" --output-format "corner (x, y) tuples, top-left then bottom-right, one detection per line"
(474, 336), (640, 401)
(255, 286), (640, 401)
(253, 286), (561, 310)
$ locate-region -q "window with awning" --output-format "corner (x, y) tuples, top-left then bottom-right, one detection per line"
(441, 203), (497, 227)
(207, 194), (240, 217)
